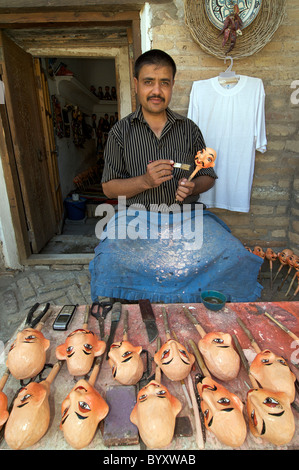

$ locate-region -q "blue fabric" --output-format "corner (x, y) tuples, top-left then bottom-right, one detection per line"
(89, 208), (263, 303)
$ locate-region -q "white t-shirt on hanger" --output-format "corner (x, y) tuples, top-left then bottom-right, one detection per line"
(187, 75), (267, 212)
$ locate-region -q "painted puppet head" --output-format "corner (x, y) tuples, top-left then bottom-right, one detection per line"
(56, 329), (106, 376)
(4, 381), (51, 450)
(265, 248), (277, 261)
(287, 254), (299, 268)
(247, 388), (295, 445)
(60, 378), (109, 449)
(130, 379), (182, 449)
(253, 246), (265, 258)
(195, 148), (216, 169)
(108, 340), (144, 385)
(6, 328), (50, 380)
(198, 332), (240, 381)
(154, 339), (195, 381)
(278, 249), (293, 265)
(0, 391), (9, 428)
(197, 376), (247, 448)
(250, 349), (296, 402)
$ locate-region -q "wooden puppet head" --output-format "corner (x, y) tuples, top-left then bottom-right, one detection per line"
(250, 349), (296, 402)
(154, 339), (195, 381)
(247, 388), (295, 445)
(197, 376), (247, 448)
(56, 329), (106, 376)
(6, 328), (50, 380)
(0, 391), (9, 428)
(60, 378), (109, 449)
(130, 379), (182, 449)
(265, 248), (277, 261)
(108, 340), (144, 385)
(195, 148), (216, 169)
(4, 381), (51, 450)
(198, 332), (240, 381)
(278, 249), (293, 265)
(253, 246), (265, 258)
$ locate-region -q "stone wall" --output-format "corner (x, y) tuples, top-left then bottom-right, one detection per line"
(150, 0), (299, 253)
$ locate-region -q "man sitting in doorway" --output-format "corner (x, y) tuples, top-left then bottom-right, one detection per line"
(89, 49), (263, 303)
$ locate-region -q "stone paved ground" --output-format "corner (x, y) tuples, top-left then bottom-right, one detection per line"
(0, 265), (93, 345)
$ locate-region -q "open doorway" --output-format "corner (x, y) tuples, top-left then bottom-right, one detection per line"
(40, 57), (119, 255)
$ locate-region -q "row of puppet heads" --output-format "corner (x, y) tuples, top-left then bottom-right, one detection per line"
(1, 303), (297, 450)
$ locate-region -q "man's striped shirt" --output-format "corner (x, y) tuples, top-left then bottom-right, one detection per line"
(101, 105), (217, 209)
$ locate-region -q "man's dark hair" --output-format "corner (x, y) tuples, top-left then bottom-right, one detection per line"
(134, 49), (177, 79)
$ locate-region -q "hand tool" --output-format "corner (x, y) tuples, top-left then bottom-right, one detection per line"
(106, 302), (122, 358)
(138, 299), (159, 343)
(90, 300), (113, 340)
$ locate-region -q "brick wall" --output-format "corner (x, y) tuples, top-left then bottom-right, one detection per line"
(150, 0), (299, 254)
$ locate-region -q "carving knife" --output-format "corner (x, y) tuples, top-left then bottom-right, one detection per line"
(106, 302), (122, 359)
(138, 299), (159, 343)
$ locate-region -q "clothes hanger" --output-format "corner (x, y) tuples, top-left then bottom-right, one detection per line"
(218, 56), (240, 86)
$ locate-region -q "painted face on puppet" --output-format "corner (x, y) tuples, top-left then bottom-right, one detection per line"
(197, 376), (247, 448)
(265, 248), (277, 261)
(195, 148), (216, 169)
(130, 380), (182, 449)
(60, 379), (109, 449)
(4, 381), (50, 450)
(56, 329), (106, 376)
(247, 388), (295, 445)
(278, 249), (293, 265)
(198, 332), (240, 381)
(154, 339), (195, 381)
(250, 349), (296, 402)
(108, 340), (144, 385)
(6, 328), (50, 380)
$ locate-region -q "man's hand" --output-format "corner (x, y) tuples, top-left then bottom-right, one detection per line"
(175, 178), (195, 202)
(144, 160), (174, 189)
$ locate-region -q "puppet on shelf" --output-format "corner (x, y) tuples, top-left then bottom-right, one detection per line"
(60, 357), (109, 449)
(189, 340), (247, 448)
(218, 4), (243, 54)
(130, 339), (182, 449)
(56, 306), (106, 377)
(278, 254), (299, 292)
(273, 248), (294, 283)
(154, 308), (195, 382)
(108, 310), (144, 385)
(6, 304), (51, 381)
(265, 248), (278, 290)
(5, 362), (62, 450)
(183, 307), (240, 381)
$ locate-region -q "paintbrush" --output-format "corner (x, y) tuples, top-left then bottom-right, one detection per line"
(172, 162), (191, 170)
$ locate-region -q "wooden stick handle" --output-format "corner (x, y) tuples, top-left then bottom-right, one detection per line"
(45, 361), (62, 385)
(0, 369), (10, 391)
(183, 307), (206, 337)
(123, 309), (129, 341)
(82, 304), (90, 330)
(188, 167), (200, 182)
(35, 308), (53, 331)
(188, 339), (211, 377)
(264, 311), (299, 341)
(232, 335), (259, 389)
(187, 373), (205, 449)
(236, 317), (261, 353)
(162, 307), (171, 340)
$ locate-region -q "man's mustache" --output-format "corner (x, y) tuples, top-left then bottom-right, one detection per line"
(147, 95), (165, 102)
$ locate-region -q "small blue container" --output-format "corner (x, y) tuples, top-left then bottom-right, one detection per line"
(64, 197), (87, 220)
(200, 290), (227, 311)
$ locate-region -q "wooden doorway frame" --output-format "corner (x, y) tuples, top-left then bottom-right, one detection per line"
(0, 10), (141, 265)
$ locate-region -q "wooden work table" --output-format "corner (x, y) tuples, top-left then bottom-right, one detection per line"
(1, 301), (299, 451)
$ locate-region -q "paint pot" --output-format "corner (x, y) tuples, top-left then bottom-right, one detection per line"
(200, 290), (226, 311)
